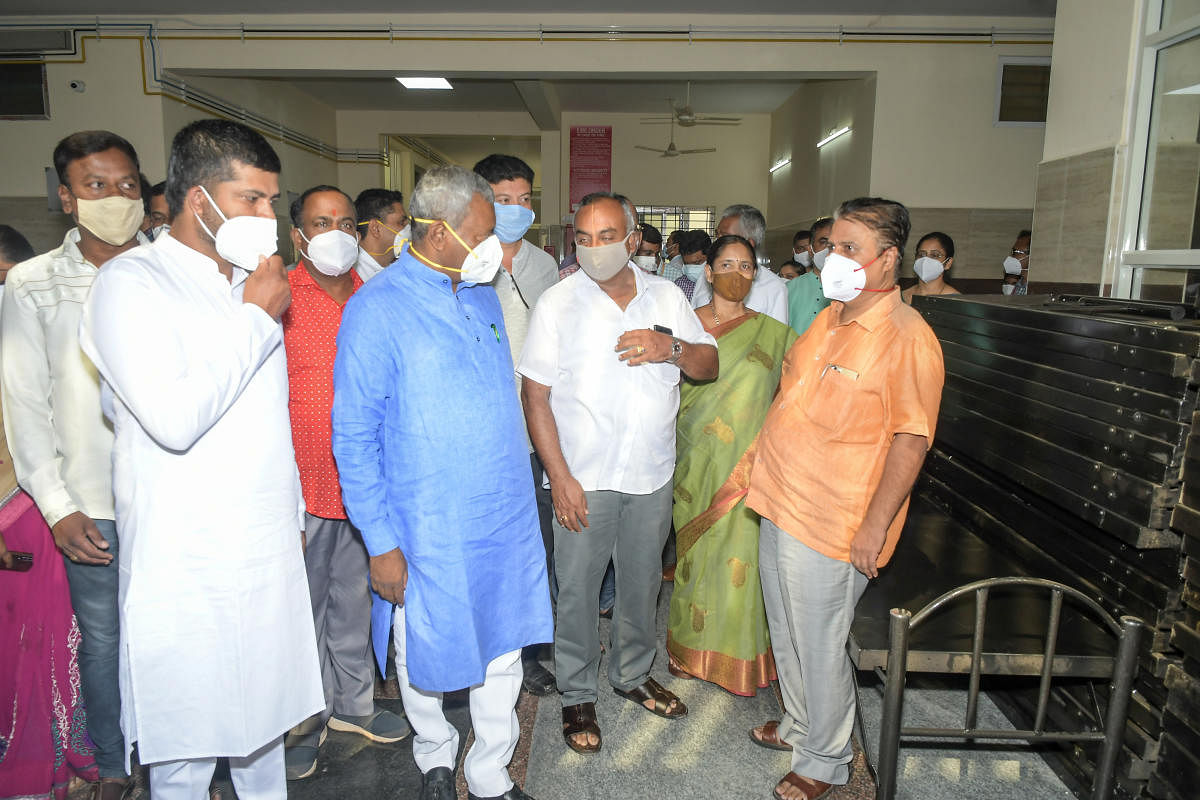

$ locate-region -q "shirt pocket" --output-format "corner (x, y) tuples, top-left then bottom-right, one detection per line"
(803, 366), (883, 445)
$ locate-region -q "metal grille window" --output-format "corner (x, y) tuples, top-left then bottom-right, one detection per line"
(634, 205), (716, 237)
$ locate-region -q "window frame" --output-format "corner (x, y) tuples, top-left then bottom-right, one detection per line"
(1112, 1), (1200, 298)
(994, 56), (1052, 128)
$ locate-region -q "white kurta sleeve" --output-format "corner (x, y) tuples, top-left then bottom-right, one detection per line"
(0, 276), (77, 527)
(763, 279), (790, 326)
(79, 262), (283, 453)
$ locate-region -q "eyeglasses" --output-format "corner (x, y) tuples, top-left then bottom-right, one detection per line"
(916, 250), (947, 260)
(1011, 249), (1029, 257)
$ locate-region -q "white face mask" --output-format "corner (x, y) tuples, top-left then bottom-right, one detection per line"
(913, 256), (946, 284)
(681, 262), (705, 282)
(148, 223), (170, 242)
(819, 251), (868, 303)
(459, 234), (503, 284)
(194, 185), (277, 270)
(409, 217), (502, 284)
(299, 229), (358, 277)
(1003, 255), (1024, 276)
(632, 254), (658, 273)
(394, 224), (412, 255)
(811, 246), (830, 271)
(1001, 283), (1016, 296)
(577, 231), (633, 283)
(795, 249), (813, 268)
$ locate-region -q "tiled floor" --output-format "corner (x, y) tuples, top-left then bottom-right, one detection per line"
(68, 584), (1082, 800)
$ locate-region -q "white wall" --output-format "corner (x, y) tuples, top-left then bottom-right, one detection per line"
(555, 111), (770, 225)
(768, 78), (876, 232)
(0, 36), (166, 194)
(868, 44), (1047, 209)
(1042, 0), (1142, 162)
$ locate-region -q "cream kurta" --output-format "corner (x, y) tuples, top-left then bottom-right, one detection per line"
(78, 234), (323, 766)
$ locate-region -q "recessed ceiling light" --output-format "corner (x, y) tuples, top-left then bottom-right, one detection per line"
(397, 77), (453, 90)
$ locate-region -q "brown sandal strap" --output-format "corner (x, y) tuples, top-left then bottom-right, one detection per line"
(750, 720), (793, 750)
(562, 702), (601, 754)
(615, 677), (688, 718)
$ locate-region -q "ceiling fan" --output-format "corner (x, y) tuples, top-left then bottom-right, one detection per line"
(640, 82), (742, 127)
(634, 114), (716, 157)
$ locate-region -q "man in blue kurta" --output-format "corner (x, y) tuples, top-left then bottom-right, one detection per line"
(332, 165), (552, 800)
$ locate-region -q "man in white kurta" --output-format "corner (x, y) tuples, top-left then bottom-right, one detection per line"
(78, 118), (323, 799)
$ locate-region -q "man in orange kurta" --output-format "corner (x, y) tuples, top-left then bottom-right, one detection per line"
(745, 198), (944, 800)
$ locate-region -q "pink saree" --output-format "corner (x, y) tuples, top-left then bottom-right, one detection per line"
(0, 490), (98, 799)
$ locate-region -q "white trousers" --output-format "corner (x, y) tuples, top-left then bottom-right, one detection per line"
(394, 607), (522, 798)
(148, 736), (284, 800)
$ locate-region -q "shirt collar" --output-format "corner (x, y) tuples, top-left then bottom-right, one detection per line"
(292, 260), (363, 294)
(579, 261), (645, 299)
(159, 231), (251, 288)
(62, 227), (150, 269)
(830, 286), (901, 332)
(393, 247), (465, 291)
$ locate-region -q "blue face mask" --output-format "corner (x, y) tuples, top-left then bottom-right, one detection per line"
(682, 263), (705, 282)
(493, 203), (536, 244)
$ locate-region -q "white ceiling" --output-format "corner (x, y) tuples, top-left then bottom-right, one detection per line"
(245, 76), (829, 114)
(2, 1), (1056, 16)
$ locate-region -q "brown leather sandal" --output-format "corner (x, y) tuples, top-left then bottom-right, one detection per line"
(772, 772), (832, 800)
(561, 701), (601, 754)
(614, 677), (688, 718)
(748, 719), (793, 751)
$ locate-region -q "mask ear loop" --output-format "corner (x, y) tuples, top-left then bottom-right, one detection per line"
(359, 219), (408, 256)
(408, 217), (478, 274)
(848, 251), (897, 293)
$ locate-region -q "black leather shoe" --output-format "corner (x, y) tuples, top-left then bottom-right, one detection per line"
(420, 766), (455, 800)
(521, 659), (557, 696)
(468, 786), (536, 800)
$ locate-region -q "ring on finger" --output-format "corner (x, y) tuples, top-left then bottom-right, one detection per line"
(637, 345), (645, 354)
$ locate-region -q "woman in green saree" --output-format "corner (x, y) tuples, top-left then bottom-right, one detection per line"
(667, 234), (797, 696)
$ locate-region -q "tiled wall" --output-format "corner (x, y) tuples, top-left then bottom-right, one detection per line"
(1031, 147), (1113, 291)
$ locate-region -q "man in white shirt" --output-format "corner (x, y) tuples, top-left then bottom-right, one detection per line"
(1, 130), (149, 800)
(473, 153), (560, 698)
(519, 192), (718, 754)
(353, 188), (408, 281)
(78, 118), (324, 800)
(690, 204), (789, 325)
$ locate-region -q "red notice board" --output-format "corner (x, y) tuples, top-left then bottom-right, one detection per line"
(569, 126), (612, 209)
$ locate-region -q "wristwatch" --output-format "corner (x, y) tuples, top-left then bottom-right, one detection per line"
(666, 337), (684, 365)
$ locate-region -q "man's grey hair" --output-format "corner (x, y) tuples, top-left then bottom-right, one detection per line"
(576, 192), (636, 236)
(409, 165), (494, 244)
(719, 204), (766, 246)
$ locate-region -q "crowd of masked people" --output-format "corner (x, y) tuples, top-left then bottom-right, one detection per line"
(1, 119), (996, 800)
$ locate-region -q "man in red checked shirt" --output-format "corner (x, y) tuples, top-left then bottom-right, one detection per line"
(281, 185), (410, 780)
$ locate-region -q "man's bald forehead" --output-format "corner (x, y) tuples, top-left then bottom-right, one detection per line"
(577, 197), (628, 235)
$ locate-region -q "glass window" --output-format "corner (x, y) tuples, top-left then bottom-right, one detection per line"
(1137, 32), (1200, 250)
(1162, 0), (1200, 28)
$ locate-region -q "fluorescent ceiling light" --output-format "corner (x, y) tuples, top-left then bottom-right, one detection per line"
(769, 158), (791, 174)
(396, 77), (453, 90)
(1167, 83), (1200, 95)
(816, 126), (852, 148)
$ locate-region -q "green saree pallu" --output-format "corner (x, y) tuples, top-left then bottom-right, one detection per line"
(667, 312), (796, 696)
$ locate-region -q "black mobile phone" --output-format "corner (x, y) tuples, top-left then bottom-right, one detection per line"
(653, 325), (673, 335)
(1, 551), (33, 572)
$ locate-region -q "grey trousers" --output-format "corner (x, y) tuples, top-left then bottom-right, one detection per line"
(759, 517), (868, 785)
(553, 481), (673, 707)
(302, 513), (374, 720)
